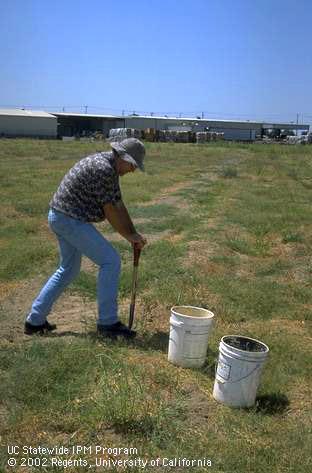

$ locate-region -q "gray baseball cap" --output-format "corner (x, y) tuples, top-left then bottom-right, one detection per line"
(110, 138), (145, 171)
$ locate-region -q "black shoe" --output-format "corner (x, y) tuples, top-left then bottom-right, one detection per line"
(24, 320), (57, 335)
(97, 321), (136, 339)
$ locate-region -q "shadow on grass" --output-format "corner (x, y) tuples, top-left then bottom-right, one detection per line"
(254, 393), (290, 415)
(48, 330), (89, 338)
(48, 329), (170, 353)
(133, 331), (169, 352)
(200, 349), (219, 379)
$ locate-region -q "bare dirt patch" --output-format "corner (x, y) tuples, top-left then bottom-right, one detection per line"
(133, 301), (170, 334)
(1, 205), (25, 219)
(81, 257), (98, 274)
(0, 277), (45, 342)
(0, 273), (97, 344)
(287, 381), (312, 423)
(220, 317), (311, 340)
(138, 180), (192, 209)
(184, 240), (220, 267)
(49, 293), (97, 335)
(181, 382), (218, 430)
(0, 272), (171, 346)
(0, 281), (25, 301)
(132, 217), (152, 225)
(147, 194), (190, 209)
(163, 233), (184, 244)
(105, 230), (173, 244)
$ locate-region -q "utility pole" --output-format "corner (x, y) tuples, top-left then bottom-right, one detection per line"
(201, 111), (204, 119)
(296, 113), (299, 135)
(84, 105), (88, 114)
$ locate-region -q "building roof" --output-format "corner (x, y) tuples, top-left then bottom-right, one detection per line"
(262, 122), (309, 130)
(0, 108), (57, 118)
(123, 115), (309, 129)
(45, 111), (269, 126)
(124, 114), (263, 124)
(51, 112), (118, 119)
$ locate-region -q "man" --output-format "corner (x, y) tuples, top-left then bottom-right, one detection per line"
(24, 138), (147, 339)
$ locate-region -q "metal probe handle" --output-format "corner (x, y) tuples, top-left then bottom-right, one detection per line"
(128, 245), (141, 330)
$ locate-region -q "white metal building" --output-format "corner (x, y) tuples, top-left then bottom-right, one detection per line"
(0, 108), (309, 140)
(0, 109), (57, 138)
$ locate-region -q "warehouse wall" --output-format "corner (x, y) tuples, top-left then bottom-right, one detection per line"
(0, 116), (57, 137)
(124, 117), (200, 131)
(208, 121), (261, 130)
(123, 117), (260, 140)
(209, 127), (258, 141)
(124, 117), (159, 129)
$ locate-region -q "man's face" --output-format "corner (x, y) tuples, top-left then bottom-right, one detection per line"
(117, 158), (137, 176)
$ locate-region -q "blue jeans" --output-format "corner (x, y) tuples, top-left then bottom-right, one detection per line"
(26, 208), (121, 327)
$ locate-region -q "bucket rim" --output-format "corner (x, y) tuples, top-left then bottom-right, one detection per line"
(221, 335), (269, 354)
(171, 305), (215, 319)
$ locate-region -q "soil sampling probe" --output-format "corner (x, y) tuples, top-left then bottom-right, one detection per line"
(128, 245), (141, 330)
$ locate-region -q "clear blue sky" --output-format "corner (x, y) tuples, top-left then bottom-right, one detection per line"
(1, 0), (311, 124)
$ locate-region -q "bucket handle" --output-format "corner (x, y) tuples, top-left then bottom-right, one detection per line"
(170, 320), (184, 328)
(215, 363), (262, 384)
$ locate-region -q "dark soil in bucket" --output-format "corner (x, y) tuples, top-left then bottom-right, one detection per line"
(224, 336), (267, 352)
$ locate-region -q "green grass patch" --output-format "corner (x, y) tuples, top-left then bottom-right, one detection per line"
(219, 166), (239, 178)
(225, 233), (266, 256)
(70, 270), (97, 299)
(94, 356), (185, 441)
(129, 203), (178, 219)
(282, 232), (304, 243)
(255, 259), (292, 277)
(0, 338), (96, 432)
(0, 237), (54, 282)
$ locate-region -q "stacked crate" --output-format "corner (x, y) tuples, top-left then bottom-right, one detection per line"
(196, 131), (224, 143)
(108, 128), (131, 141)
(196, 132), (207, 144)
(176, 131), (189, 143)
(158, 130), (166, 142)
(164, 130), (176, 142)
(144, 128), (156, 142)
(108, 128), (143, 141)
(132, 129), (143, 139)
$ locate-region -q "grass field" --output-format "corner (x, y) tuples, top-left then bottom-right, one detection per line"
(0, 138), (311, 472)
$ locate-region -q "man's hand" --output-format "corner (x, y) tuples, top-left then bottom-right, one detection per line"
(128, 233), (147, 250)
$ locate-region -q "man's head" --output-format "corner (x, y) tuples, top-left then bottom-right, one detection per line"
(114, 155), (136, 176)
(110, 138), (145, 176)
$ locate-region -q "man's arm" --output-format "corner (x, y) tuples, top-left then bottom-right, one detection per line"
(103, 200), (147, 249)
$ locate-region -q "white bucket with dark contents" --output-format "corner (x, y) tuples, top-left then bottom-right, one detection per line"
(213, 335), (269, 408)
(168, 306), (215, 368)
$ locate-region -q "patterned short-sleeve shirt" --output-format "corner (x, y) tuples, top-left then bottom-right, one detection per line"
(50, 151), (122, 222)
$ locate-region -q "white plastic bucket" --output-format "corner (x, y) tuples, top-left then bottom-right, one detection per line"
(168, 305), (215, 368)
(213, 335), (269, 408)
